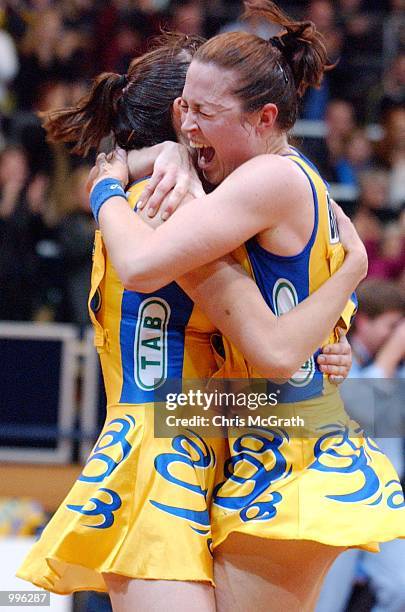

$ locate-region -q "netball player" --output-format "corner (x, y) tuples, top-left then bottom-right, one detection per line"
(85, 2), (405, 610)
(19, 28), (358, 610)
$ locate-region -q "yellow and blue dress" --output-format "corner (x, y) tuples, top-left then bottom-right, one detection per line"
(17, 179), (226, 592)
(211, 150), (405, 552)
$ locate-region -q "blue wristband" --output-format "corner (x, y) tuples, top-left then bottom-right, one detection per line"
(90, 178), (127, 223)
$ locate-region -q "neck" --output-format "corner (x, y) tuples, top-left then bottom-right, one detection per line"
(264, 132), (291, 156)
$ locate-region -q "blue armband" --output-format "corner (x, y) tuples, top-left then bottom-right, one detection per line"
(90, 178), (127, 223)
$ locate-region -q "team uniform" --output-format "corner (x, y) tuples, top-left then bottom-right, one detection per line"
(17, 179), (227, 593)
(211, 150), (405, 552)
(18, 152), (405, 595)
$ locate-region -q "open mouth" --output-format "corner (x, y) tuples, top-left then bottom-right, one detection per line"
(197, 146), (215, 169)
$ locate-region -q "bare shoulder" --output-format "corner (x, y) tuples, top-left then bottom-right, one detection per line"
(216, 154), (311, 215)
(227, 154), (310, 191)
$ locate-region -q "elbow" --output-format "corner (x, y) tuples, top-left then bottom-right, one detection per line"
(119, 260), (163, 293)
(122, 271), (162, 293)
(259, 350), (299, 381)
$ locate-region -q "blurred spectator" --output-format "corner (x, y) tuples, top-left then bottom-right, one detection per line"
(354, 169), (405, 280)
(93, 2), (160, 72)
(13, 8), (88, 111)
(369, 222), (405, 279)
(0, 146), (48, 321)
(301, 0), (344, 119)
(170, 0), (205, 36)
(303, 0), (336, 33)
(102, 22), (146, 73)
(366, 52), (405, 123)
(383, 0), (405, 66)
(218, 0), (280, 38)
(345, 128), (376, 182)
(57, 165), (95, 328)
(59, 0), (98, 35)
(338, 0), (379, 53)
(336, 0), (384, 116)
(303, 99), (358, 183)
(375, 105), (405, 210)
(356, 169), (391, 222)
(317, 279), (405, 612)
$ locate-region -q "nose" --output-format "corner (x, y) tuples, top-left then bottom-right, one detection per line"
(181, 109), (199, 136)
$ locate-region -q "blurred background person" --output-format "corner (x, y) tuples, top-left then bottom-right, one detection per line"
(56, 165), (95, 328)
(0, 146), (48, 321)
(317, 279), (405, 612)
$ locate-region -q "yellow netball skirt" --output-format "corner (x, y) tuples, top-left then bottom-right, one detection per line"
(17, 404), (225, 593)
(212, 382), (405, 553)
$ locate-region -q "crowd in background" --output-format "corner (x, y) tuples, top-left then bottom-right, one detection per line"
(0, 0), (403, 328)
(0, 2), (404, 610)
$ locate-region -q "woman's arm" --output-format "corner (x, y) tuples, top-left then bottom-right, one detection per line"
(134, 199), (355, 381)
(179, 255), (354, 380)
(127, 142), (201, 217)
(93, 149), (301, 291)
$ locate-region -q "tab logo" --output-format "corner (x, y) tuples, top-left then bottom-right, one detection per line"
(135, 298), (170, 391)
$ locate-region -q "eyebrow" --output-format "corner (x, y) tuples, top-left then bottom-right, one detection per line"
(182, 99), (228, 113)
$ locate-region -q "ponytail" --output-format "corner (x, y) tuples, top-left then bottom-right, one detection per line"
(41, 73), (127, 157)
(194, 0), (332, 130)
(41, 32), (204, 156)
(244, 0), (329, 96)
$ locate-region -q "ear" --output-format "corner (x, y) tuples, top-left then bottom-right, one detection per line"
(172, 97), (182, 120)
(172, 97), (183, 132)
(256, 103), (278, 134)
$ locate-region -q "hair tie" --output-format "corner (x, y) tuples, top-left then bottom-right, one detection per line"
(268, 37), (289, 84)
(120, 74), (130, 95)
(269, 36), (285, 53)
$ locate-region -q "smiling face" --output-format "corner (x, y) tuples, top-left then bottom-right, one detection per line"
(180, 60), (263, 185)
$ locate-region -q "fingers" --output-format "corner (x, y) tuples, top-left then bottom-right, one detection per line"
(145, 168), (188, 218)
(114, 146), (127, 162)
(318, 363), (348, 376)
(318, 344), (350, 370)
(322, 336), (350, 355)
(160, 179), (189, 221)
(86, 166), (99, 193)
(318, 356), (349, 384)
(96, 152), (107, 168)
(318, 352), (348, 367)
(146, 175), (177, 217)
(318, 328), (352, 383)
(329, 375), (345, 385)
(136, 170), (165, 212)
(331, 199), (345, 220)
(87, 154), (108, 193)
(336, 326), (347, 340)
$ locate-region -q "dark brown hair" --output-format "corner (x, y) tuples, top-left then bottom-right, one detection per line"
(41, 33), (204, 156)
(194, 0), (331, 130)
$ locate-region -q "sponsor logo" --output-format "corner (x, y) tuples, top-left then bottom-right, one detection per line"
(273, 279), (315, 387)
(135, 298), (170, 390)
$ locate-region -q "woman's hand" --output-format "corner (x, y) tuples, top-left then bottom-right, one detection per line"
(134, 142), (204, 220)
(333, 200), (368, 280)
(317, 327), (352, 384)
(87, 148), (129, 193)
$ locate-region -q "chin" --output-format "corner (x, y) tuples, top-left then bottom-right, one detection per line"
(203, 167), (225, 186)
